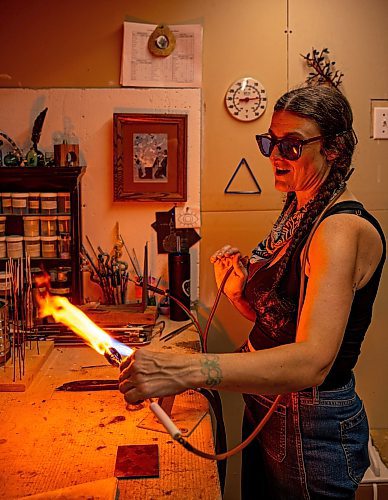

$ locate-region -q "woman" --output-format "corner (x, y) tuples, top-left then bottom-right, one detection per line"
(119, 86), (386, 499)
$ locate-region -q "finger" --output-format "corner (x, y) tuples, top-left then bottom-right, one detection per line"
(231, 254), (245, 277)
(118, 378), (133, 394)
(210, 245), (234, 262)
(119, 353), (135, 371)
(123, 388), (144, 405)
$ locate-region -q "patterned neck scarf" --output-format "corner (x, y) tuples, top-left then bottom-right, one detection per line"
(250, 182), (345, 265)
(250, 197), (307, 264)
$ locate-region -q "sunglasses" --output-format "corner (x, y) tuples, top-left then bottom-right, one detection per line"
(255, 134), (323, 161)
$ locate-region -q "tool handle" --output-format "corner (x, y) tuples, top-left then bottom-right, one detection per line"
(149, 401), (182, 439)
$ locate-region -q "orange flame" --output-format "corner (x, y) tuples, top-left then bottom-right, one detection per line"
(36, 279), (133, 359)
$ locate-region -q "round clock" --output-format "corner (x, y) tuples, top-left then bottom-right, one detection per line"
(225, 77), (267, 122)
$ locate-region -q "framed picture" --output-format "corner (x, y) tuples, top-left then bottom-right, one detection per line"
(113, 113), (187, 202)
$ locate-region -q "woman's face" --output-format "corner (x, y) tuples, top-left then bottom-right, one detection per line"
(268, 111), (330, 204)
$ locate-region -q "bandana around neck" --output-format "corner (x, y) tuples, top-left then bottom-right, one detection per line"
(250, 181), (346, 265)
(250, 197), (307, 264)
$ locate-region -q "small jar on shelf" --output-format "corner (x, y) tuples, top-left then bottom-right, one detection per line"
(6, 235), (23, 259)
(40, 193), (58, 214)
(57, 216), (71, 234)
(24, 236), (41, 258)
(58, 233), (71, 259)
(28, 193), (41, 214)
(11, 193), (28, 214)
(1, 193), (12, 214)
(57, 192), (71, 214)
(0, 236), (6, 258)
(0, 216), (6, 237)
(40, 216), (57, 237)
(23, 216), (40, 237)
(41, 236), (58, 258)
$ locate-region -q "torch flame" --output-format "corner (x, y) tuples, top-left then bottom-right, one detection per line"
(36, 279), (133, 359)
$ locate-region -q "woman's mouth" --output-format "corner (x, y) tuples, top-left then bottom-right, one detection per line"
(275, 166), (291, 176)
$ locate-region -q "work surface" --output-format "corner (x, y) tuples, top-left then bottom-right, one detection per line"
(0, 322), (221, 499)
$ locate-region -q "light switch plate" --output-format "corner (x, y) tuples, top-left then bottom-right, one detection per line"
(373, 107), (388, 139)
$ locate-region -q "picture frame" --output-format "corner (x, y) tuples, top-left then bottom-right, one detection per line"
(113, 113), (187, 202)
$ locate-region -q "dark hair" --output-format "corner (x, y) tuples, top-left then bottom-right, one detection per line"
(255, 86), (357, 332)
(274, 85), (356, 176)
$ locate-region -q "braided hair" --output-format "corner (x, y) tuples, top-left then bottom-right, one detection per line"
(255, 86), (357, 331)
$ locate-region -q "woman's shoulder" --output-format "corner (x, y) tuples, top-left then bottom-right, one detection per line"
(308, 197), (385, 286)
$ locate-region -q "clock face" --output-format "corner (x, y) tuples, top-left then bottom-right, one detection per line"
(225, 77), (267, 122)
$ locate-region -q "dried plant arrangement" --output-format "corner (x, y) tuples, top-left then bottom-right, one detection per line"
(301, 48), (344, 88)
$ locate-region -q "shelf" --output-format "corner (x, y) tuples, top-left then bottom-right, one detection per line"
(0, 166), (86, 304)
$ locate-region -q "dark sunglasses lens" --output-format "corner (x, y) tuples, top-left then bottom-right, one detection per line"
(279, 139), (301, 160)
(257, 136), (272, 157)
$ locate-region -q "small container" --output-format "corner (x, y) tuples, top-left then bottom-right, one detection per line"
(57, 216), (71, 234)
(57, 192), (71, 214)
(40, 216), (57, 236)
(49, 286), (71, 296)
(41, 236), (58, 257)
(23, 216), (40, 237)
(6, 235), (24, 259)
(57, 266), (72, 282)
(0, 236), (6, 258)
(58, 233), (71, 259)
(0, 272), (11, 297)
(40, 193), (57, 214)
(11, 193), (28, 214)
(1, 193), (12, 214)
(24, 236), (41, 258)
(28, 193), (41, 214)
(0, 216), (6, 237)
(49, 269), (58, 281)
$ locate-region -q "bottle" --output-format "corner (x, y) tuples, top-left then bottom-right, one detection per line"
(168, 238), (190, 322)
(26, 145), (38, 166)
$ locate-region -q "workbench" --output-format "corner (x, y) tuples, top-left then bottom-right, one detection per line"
(0, 321), (221, 499)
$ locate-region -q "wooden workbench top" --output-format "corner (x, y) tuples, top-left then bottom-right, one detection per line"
(0, 320), (221, 499)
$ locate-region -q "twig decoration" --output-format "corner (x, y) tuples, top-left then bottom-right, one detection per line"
(301, 48), (344, 88)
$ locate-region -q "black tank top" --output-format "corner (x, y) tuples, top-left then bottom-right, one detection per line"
(245, 201), (386, 390)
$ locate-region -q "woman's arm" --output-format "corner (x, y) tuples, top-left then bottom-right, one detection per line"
(119, 217), (381, 403)
(210, 245), (256, 322)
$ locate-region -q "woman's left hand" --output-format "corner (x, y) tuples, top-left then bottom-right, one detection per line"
(118, 348), (191, 404)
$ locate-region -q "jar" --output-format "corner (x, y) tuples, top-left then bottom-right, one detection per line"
(6, 235), (23, 258)
(23, 216), (40, 237)
(24, 236), (41, 258)
(57, 192), (71, 214)
(58, 233), (71, 258)
(11, 193), (28, 214)
(57, 266), (72, 283)
(40, 193), (57, 214)
(1, 193), (12, 214)
(0, 216), (6, 237)
(40, 216), (57, 236)
(0, 236), (6, 258)
(28, 193), (41, 214)
(41, 236), (58, 257)
(49, 284), (71, 296)
(57, 216), (71, 234)
(0, 272), (11, 297)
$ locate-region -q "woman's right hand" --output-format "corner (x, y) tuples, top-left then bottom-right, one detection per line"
(210, 245), (247, 302)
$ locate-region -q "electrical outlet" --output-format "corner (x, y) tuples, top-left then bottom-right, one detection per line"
(373, 107), (388, 139)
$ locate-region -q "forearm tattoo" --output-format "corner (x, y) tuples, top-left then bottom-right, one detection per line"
(201, 355), (222, 387)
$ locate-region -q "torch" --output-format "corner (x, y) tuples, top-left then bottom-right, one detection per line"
(36, 283), (184, 442)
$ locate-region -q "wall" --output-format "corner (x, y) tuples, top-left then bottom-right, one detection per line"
(1, 1), (387, 499)
(0, 88), (201, 302)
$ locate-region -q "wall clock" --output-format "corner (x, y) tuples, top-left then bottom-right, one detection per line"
(225, 77), (267, 122)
